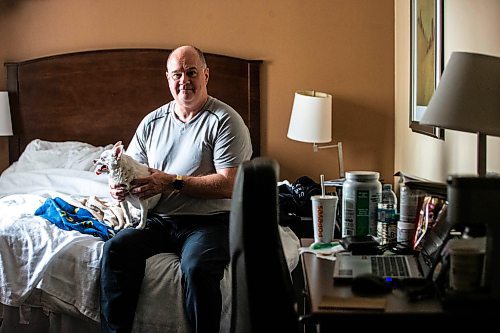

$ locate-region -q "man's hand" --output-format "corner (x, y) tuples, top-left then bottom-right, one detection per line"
(130, 168), (170, 200)
(109, 183), (128, 202)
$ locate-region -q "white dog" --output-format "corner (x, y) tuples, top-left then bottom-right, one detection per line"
(94, 141), (160, 229)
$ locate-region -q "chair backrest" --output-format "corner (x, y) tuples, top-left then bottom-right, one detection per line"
(229, 157), (299, 333)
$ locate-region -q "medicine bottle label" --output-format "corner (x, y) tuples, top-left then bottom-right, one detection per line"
(342, 189), (379, 237)
(355, 190), (370, 235)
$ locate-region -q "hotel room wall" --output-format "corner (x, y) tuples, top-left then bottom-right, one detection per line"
(0, 0), (394, 183)
(395, 0), (500, 182)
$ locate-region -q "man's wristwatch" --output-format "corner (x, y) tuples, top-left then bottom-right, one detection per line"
(172, 175), (185, 192)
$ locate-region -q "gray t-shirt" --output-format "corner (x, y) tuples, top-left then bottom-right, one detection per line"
(126, 96), (253, 215)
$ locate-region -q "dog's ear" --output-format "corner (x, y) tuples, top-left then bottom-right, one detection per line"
(112, 141), (124, 158)
(113, 141), (122, 152)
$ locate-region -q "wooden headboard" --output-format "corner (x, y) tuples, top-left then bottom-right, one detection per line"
(6, 49), (262, 164)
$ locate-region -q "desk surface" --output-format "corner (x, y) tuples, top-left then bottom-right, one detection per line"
(300, 238), (443, 321)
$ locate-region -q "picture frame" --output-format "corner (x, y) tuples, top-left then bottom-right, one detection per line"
(409, 0), (445, 139)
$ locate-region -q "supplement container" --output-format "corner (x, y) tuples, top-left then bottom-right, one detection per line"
(341, 171), (382, 237)
(397, 183), (424, 248)
(399, 183), (425, 222)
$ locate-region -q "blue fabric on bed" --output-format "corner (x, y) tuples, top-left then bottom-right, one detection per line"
(35, 197), (113, 240)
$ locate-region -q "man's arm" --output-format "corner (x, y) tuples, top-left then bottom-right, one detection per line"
(129, 167), (239, 200)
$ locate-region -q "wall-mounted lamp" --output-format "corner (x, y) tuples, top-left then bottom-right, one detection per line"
(420, 52), (500, 176)
(0, 92), (13, 136)
(287, 90), (344, 178)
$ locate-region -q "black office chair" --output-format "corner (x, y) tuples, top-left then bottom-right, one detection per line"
(229, 157), (300, 333)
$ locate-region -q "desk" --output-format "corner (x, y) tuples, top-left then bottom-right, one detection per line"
(299, 238), (476, 331)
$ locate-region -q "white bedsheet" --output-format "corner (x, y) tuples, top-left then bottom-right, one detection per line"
(0, 169), (111, 320)
(0, 169), (300, 331)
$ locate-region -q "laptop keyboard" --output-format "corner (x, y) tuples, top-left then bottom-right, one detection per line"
(371, 256), (410, 278)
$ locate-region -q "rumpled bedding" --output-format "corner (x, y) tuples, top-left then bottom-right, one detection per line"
(0, 167), (300, 331)
(0, 191), (105, 321)
(2, 139), (113, 175)
(79, 195), (130, 231)
(0, 169), (112, 319)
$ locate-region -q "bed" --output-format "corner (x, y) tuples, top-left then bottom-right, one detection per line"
(0, 49), (300, 333)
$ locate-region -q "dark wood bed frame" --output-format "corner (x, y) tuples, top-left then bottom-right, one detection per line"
(5, 49), (261, 164)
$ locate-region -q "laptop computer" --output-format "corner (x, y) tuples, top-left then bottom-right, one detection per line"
(333, 212), (454, 281)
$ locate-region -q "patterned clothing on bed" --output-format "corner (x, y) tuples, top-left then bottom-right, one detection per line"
(35, 197), (114, 240)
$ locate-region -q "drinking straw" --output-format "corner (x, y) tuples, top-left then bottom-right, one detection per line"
(320, 174), (325, 197)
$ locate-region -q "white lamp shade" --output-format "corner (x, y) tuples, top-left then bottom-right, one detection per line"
(420, 52), (500, 136)
(287, 90), (332, 143)
(0, 92), (13, 136)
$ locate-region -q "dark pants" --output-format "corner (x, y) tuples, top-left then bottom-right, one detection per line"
(99, 213), (230, 333)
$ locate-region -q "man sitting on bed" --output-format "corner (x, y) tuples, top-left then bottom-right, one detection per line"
(99, 45), (252, 333)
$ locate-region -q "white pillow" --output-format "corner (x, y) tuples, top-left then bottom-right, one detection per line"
(3, 139), (113, 174)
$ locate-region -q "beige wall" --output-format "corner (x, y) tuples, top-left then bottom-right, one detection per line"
(0, 0), (395, 183)
(395, 0), (500, 183)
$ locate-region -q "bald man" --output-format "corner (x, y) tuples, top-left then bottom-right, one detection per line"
(99, 45), (252, 333)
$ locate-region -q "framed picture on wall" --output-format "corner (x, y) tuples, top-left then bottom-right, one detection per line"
(409, 0), (445, 139)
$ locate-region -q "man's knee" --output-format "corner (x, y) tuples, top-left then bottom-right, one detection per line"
(181, 256), (226, 284)
(101, 229), (138, 267)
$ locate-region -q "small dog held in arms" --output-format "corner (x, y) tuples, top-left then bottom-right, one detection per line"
(94, 141), (160, 229)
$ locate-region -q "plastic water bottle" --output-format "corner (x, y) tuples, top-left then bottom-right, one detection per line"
(381, 184), (397, 209)
(377, 184), (398, 245)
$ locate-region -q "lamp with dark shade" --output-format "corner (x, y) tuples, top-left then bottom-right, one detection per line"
(287, 90), (344, 178)
(421, 52), (500, 299)
(420, 52), (500, 176)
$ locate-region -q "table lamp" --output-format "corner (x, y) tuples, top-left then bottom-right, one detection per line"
(287, 90), (344, 178)
(421, 52), (500, 298)
(0, 92), (13, 136)
(419, 52), (500, 176)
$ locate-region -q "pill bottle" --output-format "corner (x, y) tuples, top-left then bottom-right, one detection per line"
(341, 171), (382, 237)
(397, 221), (417, 247)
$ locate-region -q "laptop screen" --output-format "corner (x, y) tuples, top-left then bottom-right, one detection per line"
(416, 205), (454, 278)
